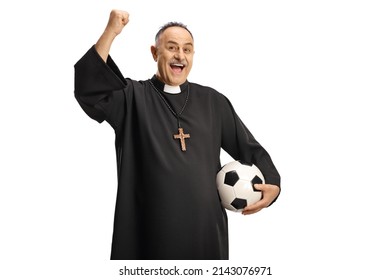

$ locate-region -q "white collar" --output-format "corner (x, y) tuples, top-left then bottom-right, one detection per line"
(164, 84), (181, 94)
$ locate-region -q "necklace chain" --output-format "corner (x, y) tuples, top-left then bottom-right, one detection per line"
(149, 80), (190, 127)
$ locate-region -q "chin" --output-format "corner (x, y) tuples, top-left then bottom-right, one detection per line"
(170, 77), (186, 86)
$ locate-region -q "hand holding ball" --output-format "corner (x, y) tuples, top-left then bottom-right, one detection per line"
(216, 161), (264, 212)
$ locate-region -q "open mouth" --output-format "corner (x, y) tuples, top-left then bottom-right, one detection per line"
(170, 63), (185, 74)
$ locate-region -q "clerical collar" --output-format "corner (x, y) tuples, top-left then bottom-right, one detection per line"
(151, 75), (188, 94)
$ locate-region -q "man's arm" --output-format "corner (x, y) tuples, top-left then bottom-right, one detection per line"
(219, 95), (281, 215)
(74, 10), (130, 126)
(95, 9), (129, 62)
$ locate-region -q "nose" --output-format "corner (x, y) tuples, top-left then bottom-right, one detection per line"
(174, 48), (185, 60)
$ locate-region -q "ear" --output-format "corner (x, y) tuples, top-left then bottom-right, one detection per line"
(150, 45), (158, 62)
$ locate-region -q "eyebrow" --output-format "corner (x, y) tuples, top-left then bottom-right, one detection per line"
(167, 40), (193, 46)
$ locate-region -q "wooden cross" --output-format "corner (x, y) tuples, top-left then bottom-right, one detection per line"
(173, 127), (190, 151)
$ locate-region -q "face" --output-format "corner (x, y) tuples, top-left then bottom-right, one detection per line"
(151, 26), (194, 86)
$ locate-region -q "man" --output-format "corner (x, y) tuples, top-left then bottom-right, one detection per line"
(74, 9), (280, 260)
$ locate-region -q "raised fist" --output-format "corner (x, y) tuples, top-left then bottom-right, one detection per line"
(105, 9), (129, 36)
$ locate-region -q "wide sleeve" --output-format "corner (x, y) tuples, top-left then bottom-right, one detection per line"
(219, 95), (281, 205)
(74, 45), (128, 129)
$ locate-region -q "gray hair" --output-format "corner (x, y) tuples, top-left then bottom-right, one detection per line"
(154, 22), (194, 44)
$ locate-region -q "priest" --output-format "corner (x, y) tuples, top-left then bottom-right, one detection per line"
(74, 9), (281, 260)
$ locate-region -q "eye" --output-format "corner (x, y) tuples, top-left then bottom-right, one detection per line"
(168, 45), (177, 51)
(183, 48), (192, 54)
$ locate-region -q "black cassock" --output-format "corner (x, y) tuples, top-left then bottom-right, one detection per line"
(74, 46), (280, 260)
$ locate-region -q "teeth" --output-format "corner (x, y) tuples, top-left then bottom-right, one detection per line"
(172, 63), (184, 67)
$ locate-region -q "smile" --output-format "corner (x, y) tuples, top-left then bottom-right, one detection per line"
(170, 63), (185, 73)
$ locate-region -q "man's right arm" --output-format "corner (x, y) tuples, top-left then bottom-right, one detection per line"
(95, 10), (130, 62)
(74, 10), (130, 126)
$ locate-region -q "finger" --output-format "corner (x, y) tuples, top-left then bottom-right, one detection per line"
(253, 183), (264, 191)
(254, 184), (280, 199)
(253, 183), (273, 191)
(123, 12), (130, 25)
(241, 199), (268, 215)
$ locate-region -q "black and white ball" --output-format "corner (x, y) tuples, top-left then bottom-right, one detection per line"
(216, 160), (265, 212)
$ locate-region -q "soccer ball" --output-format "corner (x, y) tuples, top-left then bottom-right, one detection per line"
(216, 160), (265, 212)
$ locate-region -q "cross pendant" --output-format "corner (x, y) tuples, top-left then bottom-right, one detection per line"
(173, 127), (190, 152)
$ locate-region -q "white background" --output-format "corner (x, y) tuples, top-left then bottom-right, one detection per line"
(1, 0), (389, 279)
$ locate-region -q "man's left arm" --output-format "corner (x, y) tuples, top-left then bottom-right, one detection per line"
(219, 95), (281, 214)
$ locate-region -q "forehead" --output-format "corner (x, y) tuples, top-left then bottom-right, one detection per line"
(159, 27), (193, 44)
